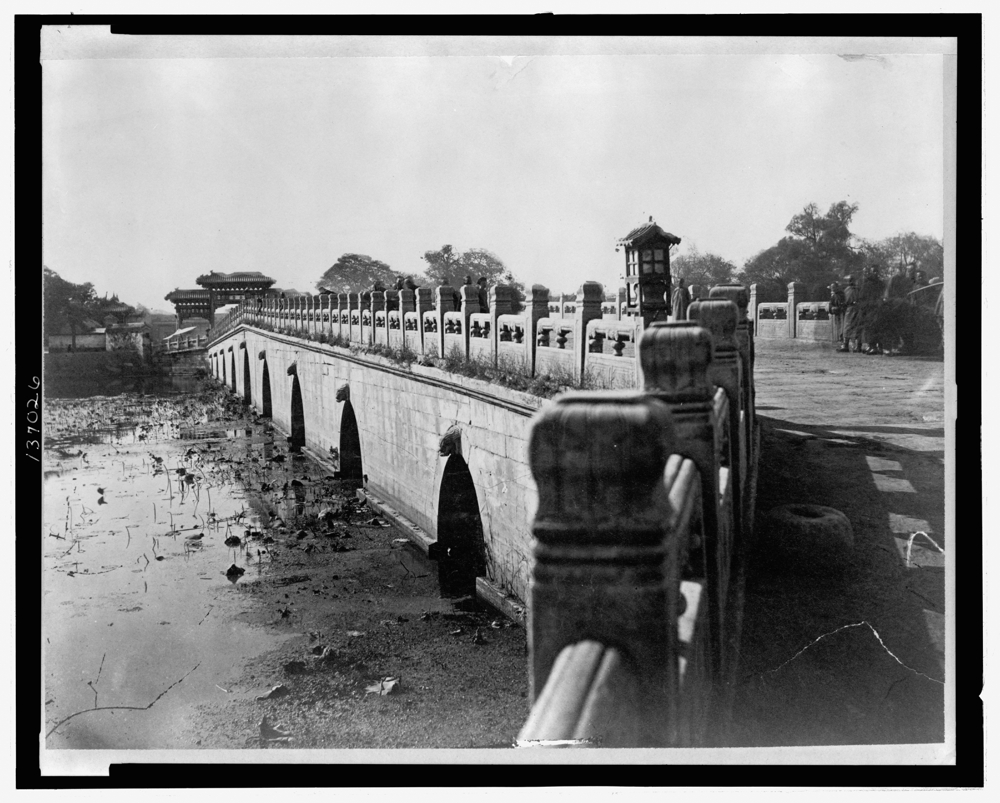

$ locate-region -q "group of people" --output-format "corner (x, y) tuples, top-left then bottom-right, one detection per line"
(829, 263), (941, 355)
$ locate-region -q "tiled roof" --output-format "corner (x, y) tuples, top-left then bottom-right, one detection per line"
(617, 219), (682, 248)
(195, 271), (276, 288)
(165, 288), (211, 301)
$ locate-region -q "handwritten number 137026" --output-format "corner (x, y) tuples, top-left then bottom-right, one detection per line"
(26, 376), (40, 462)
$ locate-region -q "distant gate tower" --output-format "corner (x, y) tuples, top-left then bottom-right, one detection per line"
(165, 271), (276, 328)
(617, 217), (681, 328)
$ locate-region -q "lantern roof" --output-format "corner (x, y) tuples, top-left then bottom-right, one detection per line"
(617, 217), (682, 249)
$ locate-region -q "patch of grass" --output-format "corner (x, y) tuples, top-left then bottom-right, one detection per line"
(347, 341), (419, 369)
(438, 347), (614, 398)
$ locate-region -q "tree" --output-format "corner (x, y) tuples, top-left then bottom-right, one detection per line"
(672, 248), (737, 290)
(858, 233), (943, 278)
(420, 245), (526, 310)
(43, 266), (98, 348)
(737, 201), (866, 300)
(316, 253), (402, 295)
(736, 238), (813, 300)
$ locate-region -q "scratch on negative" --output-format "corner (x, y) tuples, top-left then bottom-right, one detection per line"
(760, 621), (943, 685)
(515, 738), (594, 748)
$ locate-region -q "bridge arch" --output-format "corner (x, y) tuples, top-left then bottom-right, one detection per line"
(289, 374), (306, 450)
(230, 351), (237, 393)
(242, 350), (252, 406)
(221, 353), (227, 386)
(260, 359), (272, 418)
(436, 453), (487, 597)
(338, 399), (363, 484)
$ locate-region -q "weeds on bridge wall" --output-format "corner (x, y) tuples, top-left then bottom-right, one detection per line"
(250, 326), (612, 397)
(440, 347), (613, 399)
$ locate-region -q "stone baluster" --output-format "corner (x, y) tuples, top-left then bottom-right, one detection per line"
(399, 288), (415, 317)
(489, 285), (514, 366)
(415, 287), (434, 355)
(337, 293), (348, 340)
(384, 289), (399, 313)
(359, 291), (373, 345)
(458, 284), (479, 357)
(371, 290), (386, 316)
(638, 321), (729, 679)
(528, 285), (549, 377)
(687, 299), (743, 539)
(709, 284), (754, 443)
(787, 281), (805, 339)
(574, 282), (604, 380)
(434, 285), (456, 359)
(527, 391), (681, 746)
(347, 293), (359, 342)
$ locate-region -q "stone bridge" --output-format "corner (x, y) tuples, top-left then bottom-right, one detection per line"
(206, 279), (758, 745)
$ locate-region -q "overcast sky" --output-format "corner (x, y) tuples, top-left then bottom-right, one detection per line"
(42, 34), (949, 312)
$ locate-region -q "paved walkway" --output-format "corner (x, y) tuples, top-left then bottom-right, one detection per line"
(730, 338), (947, 746)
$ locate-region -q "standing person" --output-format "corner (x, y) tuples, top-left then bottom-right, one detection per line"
(670, 277), (691, 322)
(477, 277), (489, 312)
(841, 275), (862, 353)
(829, 281), (846, 348)
(884, 263), (915, 300)
(883, 264), (915, 355)
(858, 264), (886, 354)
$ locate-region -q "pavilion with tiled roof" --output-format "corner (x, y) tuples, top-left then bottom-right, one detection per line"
(165, 271), (275, 326)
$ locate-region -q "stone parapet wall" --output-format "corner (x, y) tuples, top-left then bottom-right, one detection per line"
(209, 280), (636, 388)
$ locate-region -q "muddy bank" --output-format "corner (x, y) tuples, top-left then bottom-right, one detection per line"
(43, 384), (528, 750)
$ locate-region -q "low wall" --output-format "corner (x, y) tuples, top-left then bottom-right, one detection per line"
(750, 285), (836, 343)
(209, 281), (628, 388)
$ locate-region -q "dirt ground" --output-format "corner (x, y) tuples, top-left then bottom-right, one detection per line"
(183, 494), (530, 750)
(729, 338), (947, 746)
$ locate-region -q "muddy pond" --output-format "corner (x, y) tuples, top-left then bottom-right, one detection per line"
(43, 381), (528, 750)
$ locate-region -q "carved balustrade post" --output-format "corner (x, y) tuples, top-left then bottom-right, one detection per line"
(574, 281), (604, 380)
(382, 289), (396, 314)
(336, 293), (347, 341)
(458, 284), (479, 358)
(489, 285), (514, 366)
(787, 281), (806, 339)
(434, 285), (456, 360)
(414, 287), (433, 355)
(638, 321), (730, 679)
(399, 288), (415, 316)
(347, 293), (359, 342)
(687, 299), (743, 539)
(616, 286), (626, 321)
(709, 283), (754, 443)
(528, 285), (549, 377)
(359, 291), (373, 345)
(528, 391), (681, 745)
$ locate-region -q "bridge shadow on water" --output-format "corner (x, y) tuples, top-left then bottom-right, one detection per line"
(729, 414), (945, 747)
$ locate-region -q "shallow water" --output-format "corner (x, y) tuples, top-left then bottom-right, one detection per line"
(41, 392), (321, 749)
